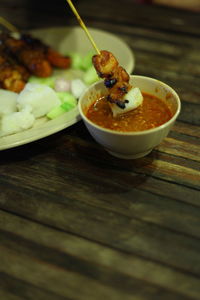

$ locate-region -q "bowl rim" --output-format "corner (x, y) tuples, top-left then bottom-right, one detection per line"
(78, 75), (181, 136)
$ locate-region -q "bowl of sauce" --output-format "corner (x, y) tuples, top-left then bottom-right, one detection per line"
(78, 75), (181, 159)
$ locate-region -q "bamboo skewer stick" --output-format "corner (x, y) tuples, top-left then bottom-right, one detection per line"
(0, 16), (19, 33)
(66, 0), (100, 55)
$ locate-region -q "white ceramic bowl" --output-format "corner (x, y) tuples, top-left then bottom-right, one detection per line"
(78, 75), (181, 159)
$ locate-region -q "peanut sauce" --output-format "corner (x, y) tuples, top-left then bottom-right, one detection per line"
(86, 93), (173, 132)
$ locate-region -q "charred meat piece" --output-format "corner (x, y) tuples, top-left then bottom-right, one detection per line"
(0, 43), (30, 93)
(92, 50), (118, 78)
(92, 50), (131, 107)
(46, 48), (71, 69)
(3, 34), (53, 77)
(0, 32), (71, 92)
(17, 48), (53, 78)
(21, 34), (71, 69)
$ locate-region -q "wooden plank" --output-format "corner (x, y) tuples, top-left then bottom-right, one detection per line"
(129, 39), (184, 60)
(0, 272), (68, 300)
(46, 138), (200, 189)
(1, 130), (199, 190)
(134, 51), (200, 91)
(135, 176), (200, 207)
(0, 131), (199, 195)
(2, 0), (200, 36)
(0, 210), (200, 300)
(1, 169), (200, 239)
(1, 177), (200, 278)
(118, 25), (200, 48)
(77, 0), (200, 36)
(156, 137), (200, 161)
(127, 156), (199, 189)
(0, 246), (136, 300)
(1, 240), (193, 300)
(176, 102), (200, 126)
(0, 290), (22, 300)
(171, 121), (200, 138)
(1, 2), (73, 31)
(75, 17), (200, 50)
(1, 141), (199, 207)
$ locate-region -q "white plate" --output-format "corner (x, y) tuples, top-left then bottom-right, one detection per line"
(0, 26), (135, 150)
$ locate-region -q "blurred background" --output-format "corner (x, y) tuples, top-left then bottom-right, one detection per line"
(1, 0), (200, 31)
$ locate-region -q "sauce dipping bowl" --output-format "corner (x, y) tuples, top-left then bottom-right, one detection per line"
(78, 75), (181, 159)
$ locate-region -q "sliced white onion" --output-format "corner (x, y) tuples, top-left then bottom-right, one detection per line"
(71, 79), (87, 99)
(54, 78), (71, 92)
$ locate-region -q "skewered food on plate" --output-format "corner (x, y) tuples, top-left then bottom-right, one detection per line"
(0, 40), (30, 92)
(0, 32), (71, 92)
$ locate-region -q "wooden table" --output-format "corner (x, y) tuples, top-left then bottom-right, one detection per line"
(1, 1), (200, 299)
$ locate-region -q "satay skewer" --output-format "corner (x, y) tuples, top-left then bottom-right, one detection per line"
(65, 1), (139, 112)
(66, 0), (100, 55)
(0, 17), (19, 33)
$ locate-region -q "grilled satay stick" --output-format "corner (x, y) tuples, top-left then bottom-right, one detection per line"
(0, 31), (71, 92)
(65, 0), (141, 112)
(92, 50), (143, 115)
(0, 64), (27, 93)
(1, 33), (70, 78)
(21, 34), (71, 69)
(0, 45), (30, 93)
(0, 13), (71, 70)
(92, 50), (132, 108)
(2, 34), (53, 78)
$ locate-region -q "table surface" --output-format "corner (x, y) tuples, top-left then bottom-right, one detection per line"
(1, 1), (200, 299)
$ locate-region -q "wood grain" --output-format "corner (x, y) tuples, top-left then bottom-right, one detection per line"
(1, 210), (200, 300)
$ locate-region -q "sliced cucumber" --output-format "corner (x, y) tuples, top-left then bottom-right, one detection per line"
(56, 91), (77, 105)
(81, 51), (94, 71)
(28, 76), (55, 88)
(83, 66), (99, 85)
(70, 53), (83, 69)
(46, 105), (66, 119)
